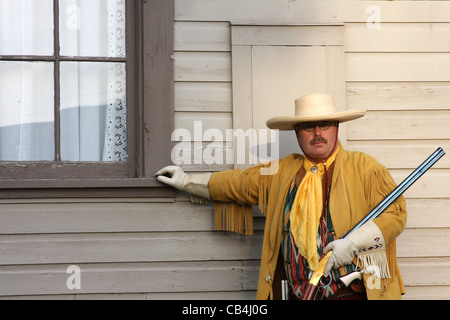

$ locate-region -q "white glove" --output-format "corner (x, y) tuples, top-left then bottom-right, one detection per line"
(322, 220), (386, 277)
(155, 166), (212, 200)
(323, 239), (357, 277)
(155, 166), (186, 189)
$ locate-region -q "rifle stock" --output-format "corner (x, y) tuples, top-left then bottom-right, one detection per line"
(299, 147), (446, 300)
(299, 251), (332, 300)
(301, 281), (319, 300)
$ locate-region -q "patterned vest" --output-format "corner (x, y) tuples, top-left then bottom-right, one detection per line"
(281, 163), (357, 299)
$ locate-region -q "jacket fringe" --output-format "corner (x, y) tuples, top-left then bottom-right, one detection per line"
(213, 162), (273, 236)
(214, 202), (254, 235)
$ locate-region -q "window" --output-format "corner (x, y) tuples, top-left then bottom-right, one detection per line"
(0, 0), (174, 184)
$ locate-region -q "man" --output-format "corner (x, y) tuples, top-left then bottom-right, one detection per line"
(156, 93), (407, 300)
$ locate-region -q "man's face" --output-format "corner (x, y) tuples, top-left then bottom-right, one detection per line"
(294, 121), (339, 163)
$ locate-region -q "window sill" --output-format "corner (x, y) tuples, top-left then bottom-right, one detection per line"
(0, 178), (177, 199)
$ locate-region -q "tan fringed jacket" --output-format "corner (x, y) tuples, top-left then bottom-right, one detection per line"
(208, 144), (407, 300)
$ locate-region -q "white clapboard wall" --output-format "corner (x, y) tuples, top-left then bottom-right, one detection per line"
(0, 197), (262, 299)
(1, 0), (449, 300)
(173, 0), (450, 300)
(343, 1), (450, 300)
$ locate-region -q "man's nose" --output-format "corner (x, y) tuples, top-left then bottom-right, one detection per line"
(313, 126), (322, 136)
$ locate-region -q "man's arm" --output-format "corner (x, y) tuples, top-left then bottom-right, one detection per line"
(365, 163), (407, 245)
(155, 166), (212, 200)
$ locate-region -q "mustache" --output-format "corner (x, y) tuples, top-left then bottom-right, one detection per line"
(310, 137), (327, 145)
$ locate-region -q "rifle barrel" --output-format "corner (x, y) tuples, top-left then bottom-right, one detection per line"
(341, 147), (446, 239)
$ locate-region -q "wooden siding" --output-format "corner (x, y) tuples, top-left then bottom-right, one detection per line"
(343, 2), (450, 300)
(2, 0), (449, 300)
(173, 20), (233, 170)
(171, 0), (450, 300)
(171, 17), (263, 299)
(0, 197), (263, 298)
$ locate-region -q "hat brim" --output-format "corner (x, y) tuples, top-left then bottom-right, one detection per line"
(266, 110), (366, 131)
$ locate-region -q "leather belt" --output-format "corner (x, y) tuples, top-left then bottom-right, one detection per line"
(325, 283), (367, 300)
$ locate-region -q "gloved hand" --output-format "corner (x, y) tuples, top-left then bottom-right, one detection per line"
(155, 166), (187, 190)
(323, 238), (357, 277)
(322, 220), (386, 277)
(155, 166), (212, 200)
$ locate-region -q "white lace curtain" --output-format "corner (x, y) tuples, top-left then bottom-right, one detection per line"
(0, 0), (127, 161)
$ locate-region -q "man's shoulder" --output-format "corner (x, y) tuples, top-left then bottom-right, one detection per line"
(274, 153), (303, 172)
(279, 153), (304, 167)
(340, 148), (385, 169)
(282, 153), (302, 162)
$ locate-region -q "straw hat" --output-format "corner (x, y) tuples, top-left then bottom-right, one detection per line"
(266, 93), (365, 131)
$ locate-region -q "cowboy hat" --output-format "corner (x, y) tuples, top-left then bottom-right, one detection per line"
(266, 93), (365, 131)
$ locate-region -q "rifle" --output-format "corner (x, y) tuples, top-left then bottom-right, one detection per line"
(300, 147), (446, 300)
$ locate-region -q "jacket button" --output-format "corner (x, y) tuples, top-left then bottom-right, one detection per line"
(265, 275), (272, 283)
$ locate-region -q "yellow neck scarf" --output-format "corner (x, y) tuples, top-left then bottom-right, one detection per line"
(290, 147), (339, 271)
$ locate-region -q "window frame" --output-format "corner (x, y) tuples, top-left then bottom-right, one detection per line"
(0, 0), (175, 198)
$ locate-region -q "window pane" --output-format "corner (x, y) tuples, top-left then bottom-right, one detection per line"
(60, 62), (127, 162)
(0, 61), (55, 161)
(59, 0), (126, 57)
(0, 0), (54, 55)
